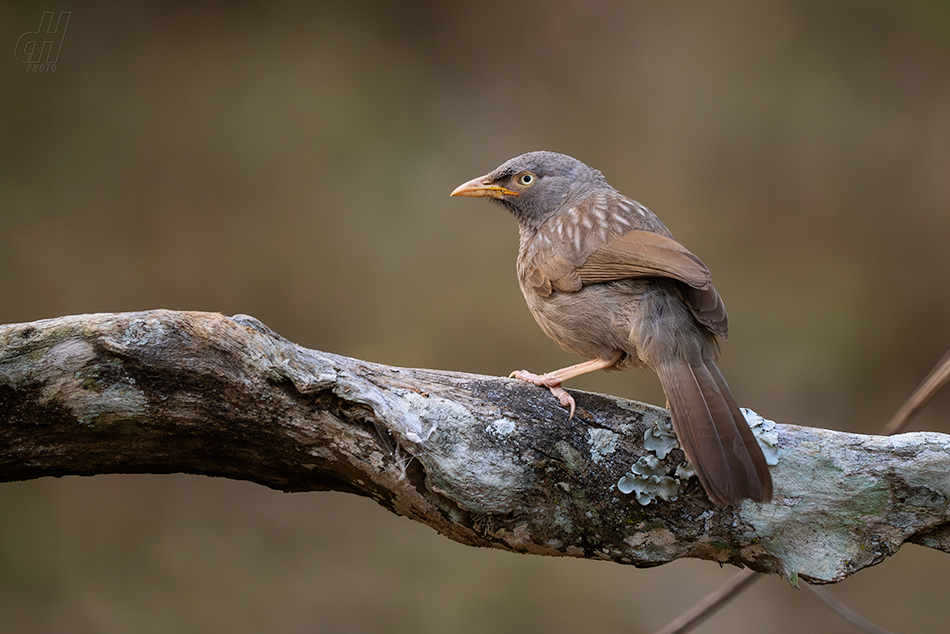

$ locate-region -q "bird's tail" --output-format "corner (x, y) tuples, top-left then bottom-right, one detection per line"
(654, 356), (773, 505)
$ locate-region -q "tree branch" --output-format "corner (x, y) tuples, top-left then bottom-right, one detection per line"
(2, 310), (949, 584)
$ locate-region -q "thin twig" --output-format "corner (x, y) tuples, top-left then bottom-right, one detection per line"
(805, 584), (895, 634)
(883, 345), (950, 435)
(652, 569), (760, 634)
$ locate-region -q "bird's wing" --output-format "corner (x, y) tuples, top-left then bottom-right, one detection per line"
(578, 230), (729, 337)
(576, 230), (711, 289)
(524, 194), (728, 337)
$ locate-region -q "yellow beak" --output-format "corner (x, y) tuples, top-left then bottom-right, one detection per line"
(450, 175), (520, 198)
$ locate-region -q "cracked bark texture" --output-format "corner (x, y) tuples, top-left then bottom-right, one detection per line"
(1, 310), (949, 585)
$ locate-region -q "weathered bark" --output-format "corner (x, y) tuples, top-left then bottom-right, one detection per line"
(1, 310), (948, 585)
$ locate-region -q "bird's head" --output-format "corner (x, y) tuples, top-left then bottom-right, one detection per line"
(451, 151), (609, 230)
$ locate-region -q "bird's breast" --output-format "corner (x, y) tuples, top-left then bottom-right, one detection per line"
(518, 276), (652, 369)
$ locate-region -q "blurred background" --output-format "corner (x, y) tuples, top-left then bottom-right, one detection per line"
(2, 0), (950, 632)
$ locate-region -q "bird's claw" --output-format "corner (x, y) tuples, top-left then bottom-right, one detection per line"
(509, 370), (577, 418)
(548, 385), (577, 418)
(509, 369), (547, 385)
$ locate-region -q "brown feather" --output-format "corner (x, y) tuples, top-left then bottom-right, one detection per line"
(577, 230), (712, 289)
(680, 286), (728, 338)
(543, 254), (583, 293)
(656, 357), (771, 505)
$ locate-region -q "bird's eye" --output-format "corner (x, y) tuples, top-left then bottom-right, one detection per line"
(518, 172), (536, 187)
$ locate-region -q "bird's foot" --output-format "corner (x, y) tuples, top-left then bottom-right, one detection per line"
(509, 370), (577, 418)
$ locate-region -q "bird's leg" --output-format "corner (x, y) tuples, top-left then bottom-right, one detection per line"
(510, 352), (623, 418)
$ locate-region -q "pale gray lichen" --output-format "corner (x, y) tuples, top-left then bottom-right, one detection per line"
(675, 462), (696, 480)
(617, 455), (681, 505)
(394, 390), (524, 513)
(617, 417), (687, 504)
(629, 455), (667, 478)
(120, 317), (166, 347)
(742, 408), (781, 466)
(486, 418), (516, 438)
(587, 427), (618, 464)
(643, 417), (679, 459)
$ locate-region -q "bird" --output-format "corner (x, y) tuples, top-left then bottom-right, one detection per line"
(450, 151), (772, 506)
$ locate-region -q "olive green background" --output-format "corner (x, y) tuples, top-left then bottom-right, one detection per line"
(2, 1), (950, 632)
